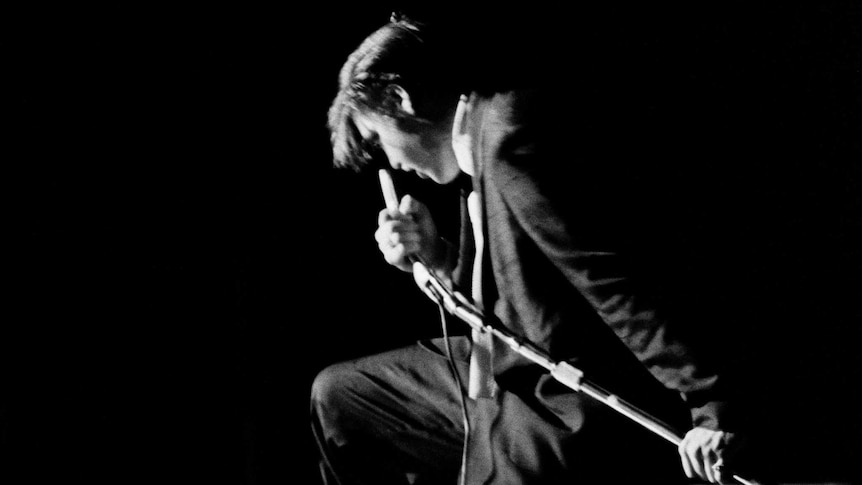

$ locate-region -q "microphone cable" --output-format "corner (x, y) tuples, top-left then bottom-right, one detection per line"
(438, 295), (470, 485)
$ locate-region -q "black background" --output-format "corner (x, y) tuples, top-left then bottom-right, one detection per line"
(3, 3), (861, 484)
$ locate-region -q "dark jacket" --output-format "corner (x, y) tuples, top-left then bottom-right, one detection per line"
(460, 88), (732, 435)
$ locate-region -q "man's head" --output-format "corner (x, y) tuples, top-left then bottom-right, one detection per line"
(326, 14), (464, 183)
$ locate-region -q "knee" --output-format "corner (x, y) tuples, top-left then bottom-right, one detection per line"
(310, 362), (352, 415)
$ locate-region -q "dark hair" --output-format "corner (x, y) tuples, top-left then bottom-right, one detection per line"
(326, 14), (465, 171)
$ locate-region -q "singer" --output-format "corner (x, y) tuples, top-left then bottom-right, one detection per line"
(311, 11), (755, 485)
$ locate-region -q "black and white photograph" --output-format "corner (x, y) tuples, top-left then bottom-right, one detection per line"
(4, 3), (860, 484)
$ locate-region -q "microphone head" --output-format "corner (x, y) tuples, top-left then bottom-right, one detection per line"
(379, 169), (400, 211)
(412, 260), (431, 287)
(413, 261), (443, 303)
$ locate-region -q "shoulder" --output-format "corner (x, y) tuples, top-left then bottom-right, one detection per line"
(472, 89), (541, 163)
(477, 89), (541, 127)
(472, 89), (569, 191)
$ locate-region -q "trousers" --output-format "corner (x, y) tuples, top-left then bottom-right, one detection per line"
(310, 336), (689, 484)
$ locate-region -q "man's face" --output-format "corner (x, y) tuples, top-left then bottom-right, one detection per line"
(354, 112), (460, 184)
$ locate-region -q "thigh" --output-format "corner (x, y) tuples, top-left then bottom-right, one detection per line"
(312, 336), (471, 477)
(482, 378), (688, 485)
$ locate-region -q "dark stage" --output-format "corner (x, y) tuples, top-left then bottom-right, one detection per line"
(4, 3), (861, 484)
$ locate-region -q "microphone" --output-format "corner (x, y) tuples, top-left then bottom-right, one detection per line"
(378, 168), (401, 213)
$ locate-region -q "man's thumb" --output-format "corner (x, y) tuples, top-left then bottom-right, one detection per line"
(399, 194), (418, 214)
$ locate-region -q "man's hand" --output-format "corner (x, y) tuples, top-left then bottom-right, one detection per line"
(679, 427), (745, 484)
(375, 195), (446, 272)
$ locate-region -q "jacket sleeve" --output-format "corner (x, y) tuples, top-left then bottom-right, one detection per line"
(484, 135), (732, 430)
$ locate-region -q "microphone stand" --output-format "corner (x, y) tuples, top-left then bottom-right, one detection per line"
(412, 261), (761, 485)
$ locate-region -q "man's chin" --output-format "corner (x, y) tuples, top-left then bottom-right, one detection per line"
(418, 172), (441, 184)
(432, 171), (461, 185)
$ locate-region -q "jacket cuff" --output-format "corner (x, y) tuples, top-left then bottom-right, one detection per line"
(690, 400), (731, 430)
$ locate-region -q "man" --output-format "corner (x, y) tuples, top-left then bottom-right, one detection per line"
(312, 12), (749, 484)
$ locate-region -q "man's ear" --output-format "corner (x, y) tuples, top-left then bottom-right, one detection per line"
(386, 84), (415, 115)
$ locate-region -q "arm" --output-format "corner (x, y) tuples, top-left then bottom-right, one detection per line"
(487, 143), (744, 483)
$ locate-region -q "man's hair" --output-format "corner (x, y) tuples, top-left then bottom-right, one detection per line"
(326, 14), (465, 171)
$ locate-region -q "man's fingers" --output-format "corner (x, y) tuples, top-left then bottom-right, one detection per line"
(374, 225), (387, 245)
(375, 220), (417, 244)
(688, 445), (705, 480)
(380, 238), (420, 261)
(703, 445), (716, 483)
(680, 428), (737, 484)
(678, 444), (693, 479)
(381, 243), (416, 271)
(378, 206), (417, 225)
(712, 458), (726, 485)
(399, 195), (431, 222)
(383, 231), (420, 248)
(682, 430), (707, 480)
(399, 194), (417, 214)
(378, 208), (397, 225)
